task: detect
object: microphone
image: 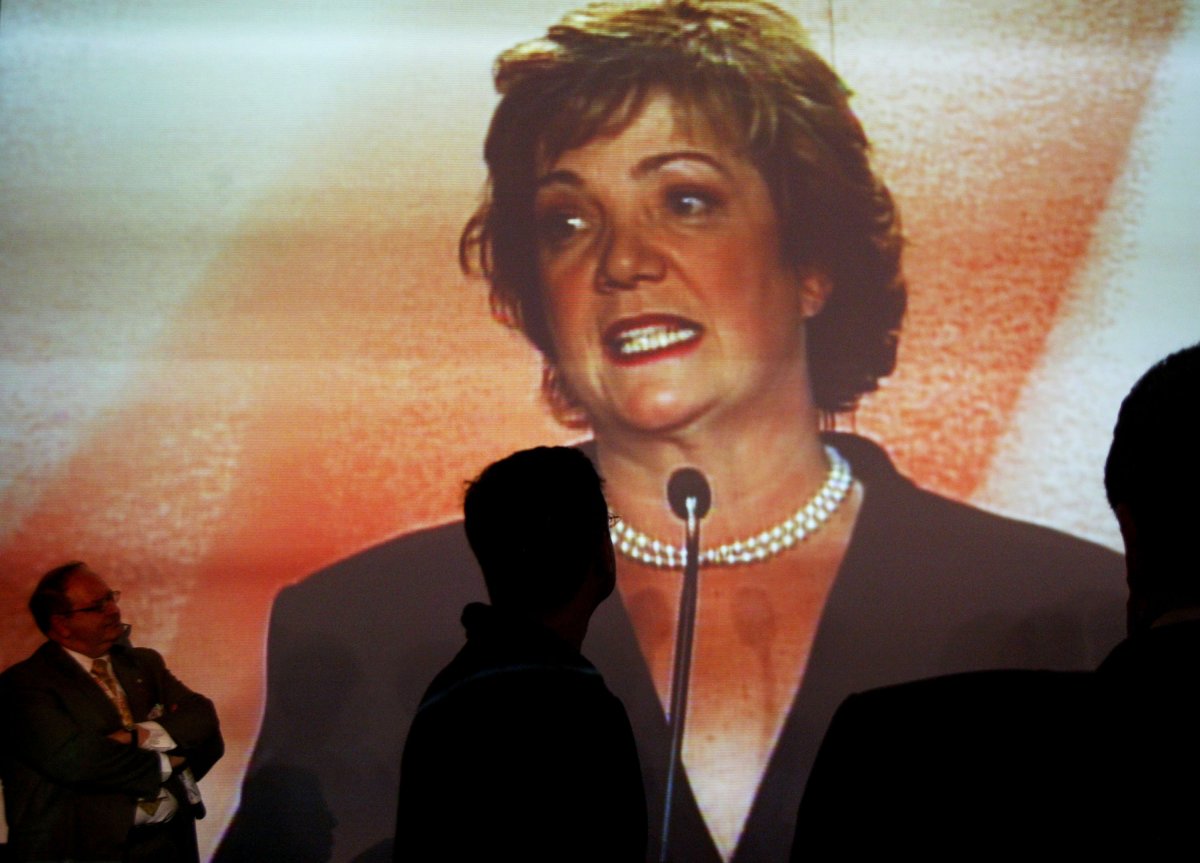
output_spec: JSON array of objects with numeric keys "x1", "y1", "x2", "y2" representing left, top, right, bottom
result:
[
  {"x1": 667, "y1": 467, "x2": 712, "y2": 527},
  {"x1": 660, "y1": 467, "x2": 711, "y2": 862}
]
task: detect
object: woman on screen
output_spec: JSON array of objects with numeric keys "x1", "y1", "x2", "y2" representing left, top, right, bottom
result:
[
  {"x1": 463, "y1": 0, "x2": 901, "y2": 854},
  {"x1": 224, "y1": 2, "x2": 1126, "y2": 861},
  {"x1": 457, "y1": 2, "x2": 1123, "y2": 855}
]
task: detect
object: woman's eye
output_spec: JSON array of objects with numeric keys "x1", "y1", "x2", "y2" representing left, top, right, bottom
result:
[
  {"x1": 666, "y1": 188, "x2": 718, "y2": 218},
  {"x1": 537, "y1": 211, "x2": 589, "y2": 247}
]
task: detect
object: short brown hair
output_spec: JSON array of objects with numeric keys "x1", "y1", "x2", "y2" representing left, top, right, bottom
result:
[
  {"x1": 29, "y1": 561, "x2": 87, "y2": 635},
  {"x1": 461, "y1": 0, "x2": 906, "y2": 417}
]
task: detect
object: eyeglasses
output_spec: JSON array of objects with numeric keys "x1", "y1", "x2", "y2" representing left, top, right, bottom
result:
[{"x1": 63, "y1": 590, "x2": 121, "y2": 615}]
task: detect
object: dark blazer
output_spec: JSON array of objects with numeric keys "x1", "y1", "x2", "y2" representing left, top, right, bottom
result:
[{"x1": 0, "y1": 640, "x2": 223, "y2": 862}]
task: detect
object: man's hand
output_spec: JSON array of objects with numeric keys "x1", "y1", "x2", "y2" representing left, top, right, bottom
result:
[{"x1": 106, "y1": 727, "x2": 149, "y2": 747}]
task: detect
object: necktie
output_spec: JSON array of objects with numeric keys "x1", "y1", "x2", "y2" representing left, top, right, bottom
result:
[
  {"x1": 92, "y1": 657, "x2": 164, "y2": 817},
  {"x1": 90, "y1": 657, "x2": 135, "y2": 728}
]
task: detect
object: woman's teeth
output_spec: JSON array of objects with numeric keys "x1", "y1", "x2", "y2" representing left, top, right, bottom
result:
[{"x1": 614, "y1": 324, "x2": 698, "y2": 357}]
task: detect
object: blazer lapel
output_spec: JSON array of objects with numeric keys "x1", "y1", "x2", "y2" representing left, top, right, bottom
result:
[{"x1": 39, "y1": 642, "x2": 128, "y2": 731}]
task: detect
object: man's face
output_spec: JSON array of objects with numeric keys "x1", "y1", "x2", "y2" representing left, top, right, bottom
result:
[{"x1": 50, "y1": 568, "x2": 125, "y2": 658}]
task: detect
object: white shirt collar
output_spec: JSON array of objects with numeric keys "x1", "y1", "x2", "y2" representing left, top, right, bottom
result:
[{"x1": 60, "y1": 643, "x2": 110, "y2": 674}]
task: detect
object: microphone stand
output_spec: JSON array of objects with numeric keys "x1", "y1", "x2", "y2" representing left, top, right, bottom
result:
[{"x1": 660, "y1": 469, "x2": 709, "y2": 862}]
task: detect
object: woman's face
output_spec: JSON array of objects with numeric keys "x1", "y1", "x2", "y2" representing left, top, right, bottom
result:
[{"x1": 534, "y1": 93, "x2": 822, "y2": 438}]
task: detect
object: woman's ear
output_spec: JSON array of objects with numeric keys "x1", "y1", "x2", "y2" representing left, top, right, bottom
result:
[{"x1": 798, "y1": 270, "x2": 832, "y2": 319}]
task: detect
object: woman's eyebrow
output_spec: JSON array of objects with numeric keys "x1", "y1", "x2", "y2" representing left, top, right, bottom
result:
[
  {"x1": 634, "y1": 150, "x2": 731, "y2": 178},
  {"x1": 536, "y1": 150, "x2": 732, "y2": 189}
]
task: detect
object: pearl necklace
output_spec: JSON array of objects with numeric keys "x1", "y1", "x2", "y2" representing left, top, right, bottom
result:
[{"x1": 610, "y1": 445, "x2": 853, "y2": 568}]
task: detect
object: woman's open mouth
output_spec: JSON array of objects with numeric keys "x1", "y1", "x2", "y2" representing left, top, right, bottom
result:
[{"x1": 603, "y1": 315, "x2": 704, "y2": 365}]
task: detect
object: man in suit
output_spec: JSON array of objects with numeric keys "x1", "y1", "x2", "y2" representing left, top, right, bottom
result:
[
  {"x1": 1, "y1": 561, "x2": 224, "y2": 862},
  {"x1": 393, "y1": 446, "x2": 646, "y2": 862},
  {"x1": 792, "y1": 342, "x2": 1200, "y2": 855}
]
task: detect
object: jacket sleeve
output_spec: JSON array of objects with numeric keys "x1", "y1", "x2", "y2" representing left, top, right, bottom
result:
[
  {"x1": 130, "y1": 648, "x2": 224, "y2": 781},
  {"x1": 0, "y1": 667, "x2": 162, "y2": 798}
]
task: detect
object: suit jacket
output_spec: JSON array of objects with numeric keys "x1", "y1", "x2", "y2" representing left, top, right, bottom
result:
[
  {"x1": 1, "y1": 640, "x2": 223, "y2": 862},
  {"x1": 220, "y1": 433, "x2": 1125, "y2": 862}
]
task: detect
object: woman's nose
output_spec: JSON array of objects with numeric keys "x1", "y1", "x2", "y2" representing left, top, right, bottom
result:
[{"x1": 595, "y1": 224, "x2": 665, "y2": 292}]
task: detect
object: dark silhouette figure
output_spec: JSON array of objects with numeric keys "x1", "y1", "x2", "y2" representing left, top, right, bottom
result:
[
  {"x1": 393, "y1": 447, "x2": 647, "y2": 862},
  {"x1": 792, "y1": 342, "x2": 1200, "y2": 855},
  {"x1": 1092, "y1": 341, "x2": 1200, "y2": 849}
]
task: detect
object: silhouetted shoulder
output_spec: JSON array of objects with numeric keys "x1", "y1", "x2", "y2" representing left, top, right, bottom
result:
[{"x1": 795, "y1": 669, "x2": 1100, "y2": 857}]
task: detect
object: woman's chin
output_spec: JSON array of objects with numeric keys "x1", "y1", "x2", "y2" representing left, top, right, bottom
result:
[{"x1": 593, "y1": 389, "x2": 714, "y2": 439}]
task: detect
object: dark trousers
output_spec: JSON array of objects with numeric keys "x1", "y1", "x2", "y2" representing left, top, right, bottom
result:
[{"x1": 123, "y1": 815, "x2": 197, "y2": 863}]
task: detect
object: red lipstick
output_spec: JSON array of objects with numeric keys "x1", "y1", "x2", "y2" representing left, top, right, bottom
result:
[{"x1": 603, "y1": 314, "x2": 704, "y2": 365}]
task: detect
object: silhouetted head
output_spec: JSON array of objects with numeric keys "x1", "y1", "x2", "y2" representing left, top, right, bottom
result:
[
  {"x1": 1104, "y1": 342, "x2": 1200, "y2": 631},
  {"x1": 464, "y1": 446, "x2": 614, "y2": 617},
  {"x1": 31, "y1": 561, "x2": 126, "y2": 657},
  {"x1": 461, "y1": 0, "x2": 905, "y2": 421}
]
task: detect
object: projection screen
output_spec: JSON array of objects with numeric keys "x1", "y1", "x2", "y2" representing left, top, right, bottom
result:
[{"x1": 2, "y1": 0, "x2": 1199, "y2": 859}]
